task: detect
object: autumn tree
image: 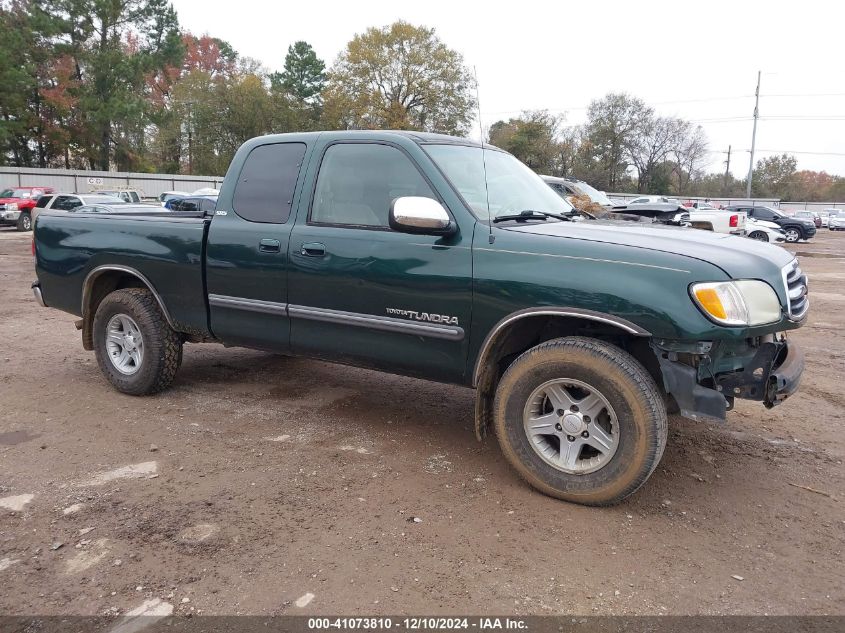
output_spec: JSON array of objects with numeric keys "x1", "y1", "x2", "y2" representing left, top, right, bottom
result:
[{"x1": 322, "y1": 21, "x2": 475, "y2": 134}]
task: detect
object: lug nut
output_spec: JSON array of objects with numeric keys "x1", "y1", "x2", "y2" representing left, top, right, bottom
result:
[
  {"x1": 556, "y1": 409, "x2": 565, "y2": 416},
  {"x1": 567, "y1": 435, "x2": 576, "y2": 442},
  {"x1": 583, "y1": 416, "x2": 591, "y2": 423},
  {"x1": 555, "y1": 423, "x2": 562, "y2": 431},
  {"x1": 570, "y1": 405, "x2": 579, "y2": 412},
  {"x1": 581, "y1": 431, "x2": 589, "y2": 438}
]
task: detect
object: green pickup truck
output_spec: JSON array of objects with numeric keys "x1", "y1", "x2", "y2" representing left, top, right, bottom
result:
[{"x1": 32, "y1": 131, "x2": 807, "y2": 505}]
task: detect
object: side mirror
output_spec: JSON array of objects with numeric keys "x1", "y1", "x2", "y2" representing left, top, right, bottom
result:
[{"x1": 389, "y1": 197, "x2": 455, "y2": 236}]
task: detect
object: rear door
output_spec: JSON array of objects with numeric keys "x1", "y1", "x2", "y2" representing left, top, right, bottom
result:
[{"x1": 205, "y1": 140, "x2": 310, "y2": 351}]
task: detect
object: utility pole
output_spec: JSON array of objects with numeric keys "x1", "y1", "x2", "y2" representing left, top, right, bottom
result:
[
  {"x1": 745, "y1": 71, "x2": 761, "y2": 199},
  {"x1": 723, "y1": 144, "x2": 732, "y2": 190}
]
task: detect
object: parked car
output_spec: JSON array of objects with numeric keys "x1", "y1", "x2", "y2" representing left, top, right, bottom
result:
[
  {"x1": 0, "y1": 186, "x2": 55, "y2": 231},
  {"x1": 606, "y1": 203, "x2": 691, "y2": 226},
  {"x1": 628, "y1": 195, "x2": 681, "y2": 205},
  {"x1": 725, "y1": 205, "x2": 816, "y2": 243},
  {"x1": 158, "y1": 191, "x2": 191, "y2": 206},
  {"x1": 192, "y1": 187, "x2": 219, "y2": 196},
  {"x1": 32, "y1": 130, "x2": 806, "y2": 506},
  {"x1": 32, "y1": 193, "x2": 126, "y2": 221},
  {"x1": 92, "y1": 188, "x2": 143, "y2": 203},
  {"x1": 165, "y1": 195, "x2": 217, "y2": 212},
  {"x1": 828, "y1": 211, "x2": 845, "y2": 231},
  {"x1": 746, "y1": 217, "x2": 786, "y2": 243},
  {"x1": 792, "y1": 210, "x2": 821, "y2": 228},
  {"x1": 822, "y1": 209, "x2": 843, "y2": 229}
]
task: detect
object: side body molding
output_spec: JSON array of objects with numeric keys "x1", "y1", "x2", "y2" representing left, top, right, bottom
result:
[{"x1": 472, "y1": 307, "x2": 651, "y2": 387}]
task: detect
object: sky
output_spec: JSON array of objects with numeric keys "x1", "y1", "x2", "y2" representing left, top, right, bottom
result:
[{"x1": 169, "y1": 0, "x2": 845, "y2": 178}]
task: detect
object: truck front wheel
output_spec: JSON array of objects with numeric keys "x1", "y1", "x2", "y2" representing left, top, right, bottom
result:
[
  {"x1": 93, "y1": 288, "x2": 183, "y2": 395},
  {"x1": 493, "y1": 337, "x2": 667, "y2": 506}
]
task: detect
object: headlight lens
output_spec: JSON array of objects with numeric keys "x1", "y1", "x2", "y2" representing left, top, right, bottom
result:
[
  {"x1": 7, "y1": 203, "x2": 18, "y2": 211},
  {"x1": 691, "y1": 280, "x2": 782, "y2": 326}
]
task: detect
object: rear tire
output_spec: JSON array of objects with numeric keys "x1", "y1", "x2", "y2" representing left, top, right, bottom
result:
[
  {"x1": 493, "y1": 337, "x2": 667, "y2": 506},
  {"x1": 93, "y1": 288, "x2": 182, "y2": 395},
  {"x1": 748, "y1": 230, "x2": 768, "y2": 242},
  {"x1": 16, "y1": 212, "x2": 32, "y2": 232},
  {"x1": 783, "y1": 227, "x2": 801, "y2": 243}
]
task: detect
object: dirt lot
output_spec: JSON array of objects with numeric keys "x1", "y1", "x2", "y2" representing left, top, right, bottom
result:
[{"x1": 0, "y1": 227, "x2": 843, "y2": 617}]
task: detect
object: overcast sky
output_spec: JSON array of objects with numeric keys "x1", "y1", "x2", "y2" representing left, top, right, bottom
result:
[{"x1": 170, "y1": 0, "x2": 845, "y2": 177}]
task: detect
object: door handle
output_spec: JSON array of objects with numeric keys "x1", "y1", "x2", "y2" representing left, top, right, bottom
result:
[
  {"x1": 300, "y1": 242, "x2": 326, "y2": 257},
  {"x1": 259, "y1": 238, "x2": 281, "y2": 253}
]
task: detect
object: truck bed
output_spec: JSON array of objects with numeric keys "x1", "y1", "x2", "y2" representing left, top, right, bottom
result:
[{"x1": 34, "y1": 210, "x2": 212, "y2": 337}]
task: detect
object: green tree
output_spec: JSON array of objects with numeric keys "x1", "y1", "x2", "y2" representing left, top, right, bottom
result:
[
  {"x1": 752, "y1": 153, "x2": 797, "y2": 199},
  {"x1": 270, "y1": 41, "x2": 325, "y2": 103},
  {"x1": 583, "y1": 93, "x2": 651, "y2": 190},
  {"x1": 488, "y1": 110, "x2": 566, "y2": 175},
  {"x1": 322, "y1": 21, "x2": 475, "y2": 134}
]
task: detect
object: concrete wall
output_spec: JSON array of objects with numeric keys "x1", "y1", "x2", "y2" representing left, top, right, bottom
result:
[{"x1": 0, "y1": 166, "x2": 224, "y2": 199}]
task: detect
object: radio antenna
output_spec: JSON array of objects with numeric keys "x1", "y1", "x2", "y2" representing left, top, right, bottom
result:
[{"x1": 474, "y1": 66, "x2": 493, "y2": 244}]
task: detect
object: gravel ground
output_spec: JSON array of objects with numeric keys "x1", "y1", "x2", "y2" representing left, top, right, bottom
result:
[{"x1": 0, "y1": 226, "x2": 843, "y2": 617}]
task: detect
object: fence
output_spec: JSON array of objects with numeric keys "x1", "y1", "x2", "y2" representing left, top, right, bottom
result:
[{"x1": 0, "y1": 166, "x2": 225, "y2": 199}]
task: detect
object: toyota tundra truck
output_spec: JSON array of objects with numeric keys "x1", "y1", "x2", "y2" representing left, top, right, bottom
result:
[{"x1": 31, "y1": 131, "x2": 807, "y2": 505}]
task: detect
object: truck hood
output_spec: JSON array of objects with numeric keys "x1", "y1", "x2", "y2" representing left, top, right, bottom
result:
[
  {"x1": 0, "y1": 197, "x2": 24, "y2": 204},
  {"x1": 502, "y1": 221, "x2": 796, "y2": 277}
]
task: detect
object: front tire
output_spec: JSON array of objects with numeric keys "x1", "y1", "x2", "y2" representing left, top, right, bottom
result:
[
  {"x1": 748, "y1": 230, "x2": 769, "y2": 242},
  {"x1": 16, "y1": 212, "x2": 32, "y2": 232},
  {"x1": 93, "y1": 288, "x2": 182, "y2": 395},
  {"x1": 783, "y1": 227, "x2": 801, "y2": 243},
  {"x1": 493, "y1": 337, "x2": 667, "y2": 506}
]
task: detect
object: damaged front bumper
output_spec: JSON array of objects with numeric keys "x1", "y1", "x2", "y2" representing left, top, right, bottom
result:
[{"x1": 654, "y1": 337, "x2": 804, "y2": 423}]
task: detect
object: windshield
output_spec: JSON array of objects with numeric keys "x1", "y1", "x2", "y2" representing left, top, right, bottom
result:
[
  {"x1": 0, "y1": 188, "x2": 30, "y2": 199},
  {"x1": 573, "y1": 181, "x2": 613, "y2": 206},
  {"x1": 424, "y1": 144, "x2": 575, "y2": 221}
]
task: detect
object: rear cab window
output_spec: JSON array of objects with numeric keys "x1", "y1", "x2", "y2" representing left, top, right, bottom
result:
[
  {"x1": 233, "y1": 142, "x2": 307, "y2": 223},
  {"x1": 35, "y1": 195, "x2": 54, "y2": 208}
]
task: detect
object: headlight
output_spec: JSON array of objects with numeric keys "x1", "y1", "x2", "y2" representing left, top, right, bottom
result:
[
  {"x1": 7, "y1": 203, "x2": 18, "y2": 211},
  {"x1": 691, "y1": 280, "x2": 782, "y2": 326}
]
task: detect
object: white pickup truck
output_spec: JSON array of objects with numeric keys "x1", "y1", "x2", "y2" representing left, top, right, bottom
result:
[
  {"x1": 683, "y1": 202, "x2": 746, "y2": 235},
  {"x1": 628, "y1": 199, "x2": 746, "y2": 235}
]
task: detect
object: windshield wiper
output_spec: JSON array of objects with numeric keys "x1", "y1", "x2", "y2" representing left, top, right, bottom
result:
[{"x1": 492, "y1": 210, "x2": 573, "y2": 224}]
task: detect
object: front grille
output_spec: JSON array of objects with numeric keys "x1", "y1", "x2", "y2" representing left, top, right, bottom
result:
[
  {"x1": 782, "y1": 259, "x2": 808, "y2": 319},
  {"x1": 0, "y1": 204, "x2": 6, "y2": 211}
]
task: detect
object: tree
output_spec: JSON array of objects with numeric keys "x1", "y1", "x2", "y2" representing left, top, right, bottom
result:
[
  {"x1": 583, "y1": 93, "x2": 651, "y2": 190},
  {"x1": 322, "y1": 21, "x2": 475, "y2": 134},
  {"x1": 488, "y1": 110, "x2": 566, "y2": 175},
  {"x1": 752, "y1": 153, "x2": 797, "y2": 199},
  {"x1": 43, "y1": 0, "x2": 183, "y2": 170},
  {"x1": 270, "y1": 41, "x2": 325, "y2": 103},
  {"x1": 626, "y1": 116, "x2": 684, "y2": 193},
  {"x1": 671, "y1": 124, "x2": 708, "y2": 195}
]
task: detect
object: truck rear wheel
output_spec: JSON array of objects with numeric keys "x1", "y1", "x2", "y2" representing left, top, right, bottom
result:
[
  {"x1": 16, "y1": 212, "x2": 32, "y2": 232},
  {"x1": 493, "y1": 337, "x2": 667, "y2": 506},
  {"x1": 93, "y1": 288, "x2": 182, "y2": 395}
]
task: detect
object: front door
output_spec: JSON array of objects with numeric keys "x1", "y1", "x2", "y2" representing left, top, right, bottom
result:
[{"x1": 287, "y1": 141, "x2": 473, "y2": 384}]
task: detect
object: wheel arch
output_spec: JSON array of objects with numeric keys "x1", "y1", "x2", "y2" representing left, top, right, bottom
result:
[
  {"x1": 81, "y1": 265, "x2": 175, "y2": 350},
  {"x1": 471, "y1": 308, "x2": 654, "y2": 441}
]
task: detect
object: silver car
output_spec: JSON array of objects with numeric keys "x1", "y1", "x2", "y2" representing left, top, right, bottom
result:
[{"x1": 828, "y1": 211, "x2": 845, "y2": 231}]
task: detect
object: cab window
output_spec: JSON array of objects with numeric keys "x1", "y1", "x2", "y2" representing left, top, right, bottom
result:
[
  {"x1": 310, "y1": 143, "x2": 436, "y2": 227},
  {"x1": 233, "y1": 142, "x2": 307, "y2": 223},
  {"x1": 52, "y1": 196, "x2": 82, "y2": 211}
]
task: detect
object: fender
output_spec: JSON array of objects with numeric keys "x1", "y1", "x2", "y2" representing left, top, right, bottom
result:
[
  {"x1": 472, "y1": 307, "x2": 651, "y2": 387},
  {"x1": 80, "y1": 265, "x2": 176, "y2": 349}
]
